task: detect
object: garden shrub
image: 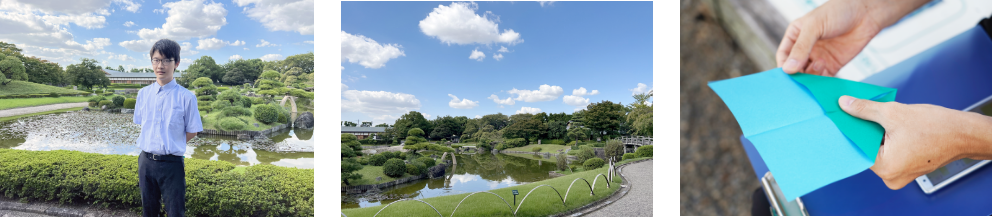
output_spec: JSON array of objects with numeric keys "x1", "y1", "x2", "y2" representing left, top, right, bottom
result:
[
  {"x1": 104, "y1": 93, "x2": 114, "y2": 96},
  {"x1": 88, "y1": 96, "x2": 105, "y2": 103},
  {"x1": 216, "y1": 117, "x2": 248, "y2": 131},
  {"x1": 221, "y1": 106, "x2": 252, "y2": 118},
  {"x1": 398, "y1": 152, "x2": 407, "y2": 160},
  {"x1": 240, "y1": 97, "x2": 252, "y2": 108},
  {"x1": 605, "y1": 139, "x2": 624, "y2": 162},
  {"x1": 532, "y1": 147, "x2": 542, "y2": 152},
  {"x1": 406, "y1": 164, "x2": 419, "y2": 175},
  {"x1": 505, "y1": 138, "x2": 527, "y2": 148},
  {"x1": 124, "y1": 98, "x2": 137, "y2": 109},
  {"x1": 566, "y1": 141, "x2": 577, "y2": 147},
  {"x1": 556, "y1": 153, "x2": 569, "y2": 171},
  {"x1": 622, "y1": 153, "x2": 637, "y2": 161},
  {"x1": 198, "y1": 106, "x2": 212, "y2": 112},
  {"x1": 211, "y1": 100, "x2": 231, "y2": 111},
  {"x1": 0, "y1": 149, "x2": 313, "y2": 217},
  {"x1": 357, "y1": 157, "x2": 369, "y2": 165},
  {"x1": 341, "y1": 146, "x2": 356, "y2": 158},
  {"x1": 417, "y1": 157, "x2": 436, "y2": 168},
  {"x1": 98, "y1": 100, "x2": 113, "y2": 108},
  {"x1": 198, "y1": 95, "x2": 215, "y2": 101},
  {"x1": 251, "y1": 97, "x2": 264, "y2": 105},
  {"x1": 583, "y1": 158, "x2": 605, "y2": 170},
  {"x1": 383, "y1": 159, "x2": 406, "y2": 177},
  {"x1": 576, "y1": 146, "x2": 596, "y2": 163},
  {"x1": 546, "y1": 139, "x2": 565, "y2": 145},
  {"x1": 494, "y1": 143, "x2": 507, "y2": 151},
  {"x1": 112, "y1": 96, "x2": 125, "y2": 107},
  {"x1": 48, "y1": 92, "x2": 59, "y2": 98},
  {"x1": 253, "y1": 104, "x2": 279, "y2": 124},
  {"x1": 591, "y1": 142, "x2": 606, "y2": 148},
  {"x1": 94, "y1": 90, "x2": 103, "y2": 94},
  {"x1": 635, "y1": 145, "x2": 653, "y2": 158},
  {"x1": 368, "y1": 154, "x2": 387, "y2": 166},
  {"x1": 413, "y1": 162, "x2": 427, "y2": 175}
]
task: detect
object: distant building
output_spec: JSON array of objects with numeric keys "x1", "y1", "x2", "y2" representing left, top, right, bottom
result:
[
  {"x1": 342, "y1": 127, "x2": 387, "y2": 140},
  {"x1": 103, "y1": 69, "x2": 183, "y2": 85}
]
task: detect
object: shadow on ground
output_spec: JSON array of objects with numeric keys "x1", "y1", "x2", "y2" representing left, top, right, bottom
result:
[{"x1": 680, "y1": 0, "x2": 766, "y2": 215}]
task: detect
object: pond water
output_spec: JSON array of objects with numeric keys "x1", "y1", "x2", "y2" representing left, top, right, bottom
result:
[
  {"x1": 0, "y1": 111, "x2": 315, "y2": 169},
  {"x1": 341, "y1": 152, "x2": 559, "y2": 209}
]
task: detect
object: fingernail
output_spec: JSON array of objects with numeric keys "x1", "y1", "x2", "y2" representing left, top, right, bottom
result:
[
  {"x1": 841, "y1": 95, "x2": 855, "y2": 107},
  {"x1": 783, "y1": 59, "x2": 799, "y2": 72}
]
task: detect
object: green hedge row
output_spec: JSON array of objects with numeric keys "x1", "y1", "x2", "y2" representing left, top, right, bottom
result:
[
  {"x1": 0, "y1": 149, "x2": 314, "y2": 216},
  {"x1": 0, "y1": 93, "x2": 85, "y2": 99}
]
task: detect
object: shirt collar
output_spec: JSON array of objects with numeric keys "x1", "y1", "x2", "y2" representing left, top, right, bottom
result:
[{"x1": 154, "y1": 78, "x2": 178, "y2": 91}]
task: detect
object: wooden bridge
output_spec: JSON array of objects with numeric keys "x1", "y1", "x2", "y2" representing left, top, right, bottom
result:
[{"x1": 619, "y1": 136, "x2": 652, "y2": 153}]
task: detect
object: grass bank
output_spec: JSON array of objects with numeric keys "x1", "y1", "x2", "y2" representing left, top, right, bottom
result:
[
  {"x1": 505, "y1": 144, "x2": 569, "y2": 153},
  {"x1": 346, "y1": 165, "x2": 414, "y2": 186},
  {"x1": 0, "y1": 149, "x2": 314, "y2": 216},
  {"x1": 0, "y1": 107, "x2": 84, "y2": 122},
  {"x1": 0, "y1": 96, "x2": 89, "y2": 110},
  {"x1": 341, "y1": 158, "x2": 641, "y2": 217},
  {"x1": 198, "y1": 104, "x2": 280, "y2": 131},
  {"x1": 0, "y1": 81, "x2": 86, "y2": 96}
]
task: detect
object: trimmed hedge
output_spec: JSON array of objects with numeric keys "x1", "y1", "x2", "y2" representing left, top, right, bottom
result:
[
  {"x1": 253, "y1": 104, "x2": 279, "y2": 124},
  {"x1": 217, "y1": 117, "x2": 248, "y2": 131},
  {"x1": 112, "y1": 96, "x2": 125, "y2": 107},
  {"x1": 98, "y1": 100, "x2": 113, "y2": 108},
  {"x1": 583, "y1": 158, "x2": 605, "y2": 170},
  {"x1": 0, "y1": 149, "x2": 313, "y2": 216},
  {"x1": 368, "y1": 154, "x2": 387, "y2": 166},
  {"x1": 636, "y1": 145, "x2": 653, "y2": 158},
  {"x1": 383, "y1": 159, "x2": 406, "y2": 177},
  {"x1": 123, "y1": 98, "x2": 136, "y2": 109},
  {"x1": 417, "y1": 157, "x2": 436, "y2": 168},
  {"x1": 505, "y1": 138, "x2": 527, "y2": 148},
  {"x1": 622, "y1": 153, "x2": 637, "y2": 161}
]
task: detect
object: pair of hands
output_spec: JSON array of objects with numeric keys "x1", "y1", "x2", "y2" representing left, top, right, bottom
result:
[{"x1": 778, "y1": 0, "x2": 992, "y2": 189}]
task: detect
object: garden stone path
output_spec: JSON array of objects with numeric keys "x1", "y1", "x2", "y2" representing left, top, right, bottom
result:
[
  {"x1": 0, "y1": 210, "x2": 55, "y2": 217},
  {"x1": 584, "y1": 160, "x2": 653, "y2": 217},
  {"x1": 0, "y1": 102, "x2": 89, "y2": 118}
]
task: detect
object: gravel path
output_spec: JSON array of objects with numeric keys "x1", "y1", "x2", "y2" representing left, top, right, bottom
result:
[
  {"x1": 585, "y1": 160, "x2": 653, "y2": 217},
  {"x1": 0, "y1": 102, "x2": 88, "y2": 118},
  {"x1": 0, "y1": 210, "x2": 54, "y2": 217},
  {"x1": 680, "y1": 0, "x2": 763, "y2": 215}
]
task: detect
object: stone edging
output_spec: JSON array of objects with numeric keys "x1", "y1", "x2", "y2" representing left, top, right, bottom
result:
[
  {"x1": 550, "y1": 158, "x2": 653, "y2": 217},
  {"x1": 0, "y1": 200, "x2": 135, "y2": 217}
]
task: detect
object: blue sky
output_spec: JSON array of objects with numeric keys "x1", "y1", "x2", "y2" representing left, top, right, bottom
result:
[
  {"x1": 342, "y1": 1, "x2": 654, "y2": 125},
  {"x1": 0, "y1": 0, "x2": 313, "y2": 71}
]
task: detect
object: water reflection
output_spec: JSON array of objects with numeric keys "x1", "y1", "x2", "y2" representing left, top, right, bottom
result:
[{"x1": 342, "y1": 153, "x2": 558, "y2": 208}]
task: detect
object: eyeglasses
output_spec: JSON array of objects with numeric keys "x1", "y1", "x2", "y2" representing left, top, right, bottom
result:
[{"x1": 151, "y1": 59, "x2": 175, "y2": 65}]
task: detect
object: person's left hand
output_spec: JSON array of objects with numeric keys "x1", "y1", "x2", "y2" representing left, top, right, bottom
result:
[{"x1": 838, "y1": 95, "x2": 992, "y2": 189}]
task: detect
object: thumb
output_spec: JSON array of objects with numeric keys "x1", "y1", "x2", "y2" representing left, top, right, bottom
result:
[
  {"x1": 839, "y1": 95, "x2": 886, "y2": 123},
  {"x1": 783, "y1": 24, "x2": 819, "y2": 74}
]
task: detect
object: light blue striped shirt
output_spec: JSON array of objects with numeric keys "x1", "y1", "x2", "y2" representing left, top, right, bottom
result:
[{"x1": 133, "y1": 79, "x2": 202, "y2": 156}]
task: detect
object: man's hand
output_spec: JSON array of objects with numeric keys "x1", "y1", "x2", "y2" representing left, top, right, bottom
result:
[
  {"x1": 838, "y1": 95, "x2": 992, "y2": 189},
  {"x1": 777, "y1": 0, "x2": 929, "y2": 76}
]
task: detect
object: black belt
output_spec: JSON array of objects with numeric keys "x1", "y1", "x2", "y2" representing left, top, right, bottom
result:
[{"x1": 142, "y1": 151, "x2": 184, "y2": 162}]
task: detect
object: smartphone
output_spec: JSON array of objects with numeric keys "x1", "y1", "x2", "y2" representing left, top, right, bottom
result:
[{"x1": 915, "y1": 95, "x2": 992, "y2": 194}]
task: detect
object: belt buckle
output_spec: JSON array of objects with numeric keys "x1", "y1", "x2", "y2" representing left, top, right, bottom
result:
[{"x1": 152, "y1": 153, "x2": 160, "y2": 161}]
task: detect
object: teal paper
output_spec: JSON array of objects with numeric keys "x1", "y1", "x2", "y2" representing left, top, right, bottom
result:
[
  {"x1": 790, "y1": 73, "x2": 897, "y2": 162},
  {"x1": 707, "y1": 68, "x2": 893, "y2": 200}
]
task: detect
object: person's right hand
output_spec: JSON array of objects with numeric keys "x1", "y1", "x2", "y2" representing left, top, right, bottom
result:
[{"x1": 777, "y1": 0, "x2": 930, "y2": 76}]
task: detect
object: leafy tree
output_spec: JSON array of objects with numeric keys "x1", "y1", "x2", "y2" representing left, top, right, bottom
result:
[
  {"x1": 547, "y1": 120, "x2": 568, "y2": 140},
  {"x1": 117, "y1": 65, "x2": 125, "y2": 72},
  {"x1": 429, "y1": 115, "x2": 464, "y2": 140},
  {"x1": 66, "y1": 58, "x2": 109, "y2": 89},
  {"x1": 22, "y1": 56, "x2": 60, "y2": 85},
  {"x1": 0, "y1": 41, "x2": 23, "y2": 53},
  {"x1": 503, "y1": 118, "x2": 546, "y2": 143},
  {"x1": 259, "y1": 70, "x2": 281, "y2": 80},
  {"x1": 626, "y1": 91, "x2": 653, "y2": 137},
  {"x1": 605, "y1": 139, "x2": 625, "y2": 162},
  {"x1": 461, "y1": 119, "x2": 479, "y2": 140},
  {"x1": 548, "y1": 112, "x2": 572, "y2": 123},
  {"x1": 342, "y1": 133, "x2": 363, "y2": 153},
  {"x1": 191, "y1": 77, "x2": 214, "y2": 88},
  {"x1": 342, "y1": 158, "x2": 363, "y2": 185},
  {"x1": 375, "y1": 123, "x2": 389, "y2": 127},
  {"x1": 341, "y1": 121, "x2": 357, "y2": 127},
  {"x1": 479, "y1": 113, "x2": 509, "y2": 130},
  {"x1": 567, "y1": 126, "x2": 588, "y2": 142},
  {"x1": 224, "y1": 58, "x2": 264, "y2": 84},
  {"x1": 583, "y1": 100, "x2": 626, "y2": 139},
  {"x1": 0, "y1": 54, "x2": 27, "y2": 85},
  {"x1": 181, "y1": 56, "x2": 225, "y2": 87},
  {"x1": 394, "y1": 111, "x2": 432, "y2": 139},
  {"x1": 534, "y1": 112, "x2": 549, "y2": 124}
]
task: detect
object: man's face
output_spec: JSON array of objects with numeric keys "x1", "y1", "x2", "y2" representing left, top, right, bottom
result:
[{"x1": 151, "y1": 50, "x2": 179, "y2": 80}]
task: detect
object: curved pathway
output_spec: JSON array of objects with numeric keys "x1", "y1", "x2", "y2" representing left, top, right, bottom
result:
[
  {"x1": 584, "y1": 160, "x2": 653, "y2": 217},
  {"x1": 0, "y1": 102, "x2": 89, "y2": 118}
]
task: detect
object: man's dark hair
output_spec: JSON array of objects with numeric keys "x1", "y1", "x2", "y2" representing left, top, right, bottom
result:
[{"x1": 149, "y1": 39, "x2": 181, "y2": 61}]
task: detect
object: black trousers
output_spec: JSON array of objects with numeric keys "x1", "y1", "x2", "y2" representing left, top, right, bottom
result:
[{"x1": 138, "y1": 151, "x2": 186, "y2": 217}]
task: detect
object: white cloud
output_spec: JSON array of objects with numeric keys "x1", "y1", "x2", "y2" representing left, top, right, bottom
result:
[
  {"x1": 493, "y1": 53, "x2": 503, "y2": 61},
  {"x1": 341, "y1": 31, "x2": 405, "y2": 69},
  {"x1": 423, "y1": 113, "x2": 432, "y2": 119},
  {"x1": 629, "y1": 83, "x2": 652, "y2": 95},
  {"x1": 341, "y1": 83, "x2": 348, "y2": 91},
  {"x1": 233, "y1": 0, "x2": 314, "y2": 35},
  {"x1": 229, "y1": 54, "x2": 242, "y2": 61},
  {"x1": 361, "y1": 75, "x2": 367, "y2": 78},
  {"x1": 2, "y1": 0, "x2": 140, "y2": 15},
  {"x1": 260, "y1": 54, "x2": 283, "y2": 61},
  {"x1": 123, "y1": 21, "x2": 135, "y2": 27},
  {"x1": 256, "y1": 39, "x2": 279, "y2": 47},
  {"x1": 243, "y1": 47, "x2": 248, "y2": 50},
  {"x1": 475, "y1": 115, "x2": 481, "y2": 119},
  {"x1": 230, "y1": 40, "x2": 245, "y2": 46},
  {"x1": 487, "y1": 94, "x2": 515, "y2": 107},
  {"x1": 448, "y1": 94, "x2": 479, "y2": 109},
  {"x1": 571, "y1": 87, "x2": 599, "y2": 96},
  {"x1": 372, "y1": 114, "x2": 400, "y2": 125},
  {"x1": 539, "y1": 1, "x2": 555, "y2": 7},
  {"x1": 108, "y1": 53, "x2": 134, "y2": 61},
  {"x1": 342, "y1": 90, "x2": 421, "y2": 115},
  {"x1": 303, "y1": 40, "x2": 313, "y2": 44},
  {"x1": 196, "y1": 38, "x2": 227, "y2": 50},
  {"x1": 179, "y1": 41, "x2": 198, "y2": 56},
  {"x1": 508, "y1": 84, "x2": 563, "y2": 102},
  {"x1": 563, "y1": 95, "x2": 590, "y2": 107},
  {"x1": 118, "y1": 0, "x2": 225, "y2": 53},
  {"x1": 469, "y1": 49, "x2": 485, "y2": 61},
  {"x1": 418, "y1": 2, "x2": 523, "y2": 45},
  {"x1": 498, "y1": 46, "x2": 509, "y2": 52},
  {"x1": 516, "y1": 107, "x2": 542, "y2": 115}
]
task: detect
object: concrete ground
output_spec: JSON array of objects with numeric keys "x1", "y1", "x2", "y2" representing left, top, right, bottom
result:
[
  {"x1": 680, "y1": 0, "x2": 764, "y2": 215},
  {"x1": 0, "y1": 102, "x2": 88, "y2": 118}
]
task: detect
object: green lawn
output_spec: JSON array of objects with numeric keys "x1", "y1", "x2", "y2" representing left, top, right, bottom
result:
[
  {"x1": 0, "y1": 107, "x2": 84, "y2": 122},
  {"x1": 199, "y1": 104, "x2": 280, "y2": 131},
  {"x1": 503, "y1": 152, "x2": 564, "y2": 164},
  {"x1": 342, "y1": 159, "x2": 629, "y2": 217},
  {"x1": 0, "y1": 81, "x2": 86, "y2": 96},
  {"x1": 346, "y1": 165, "x2": 414, "y2": 186},
  {"x1": 0, "y1": 96, "x2": 90, "y2": 110},
  {"x1": 505, "y1": 144, "x2": 569, "y2": 153}
]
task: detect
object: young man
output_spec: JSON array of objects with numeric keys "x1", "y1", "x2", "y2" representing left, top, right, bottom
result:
[{"x1": 133, "y1": 39, "x2": 202, "y2": 217}]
